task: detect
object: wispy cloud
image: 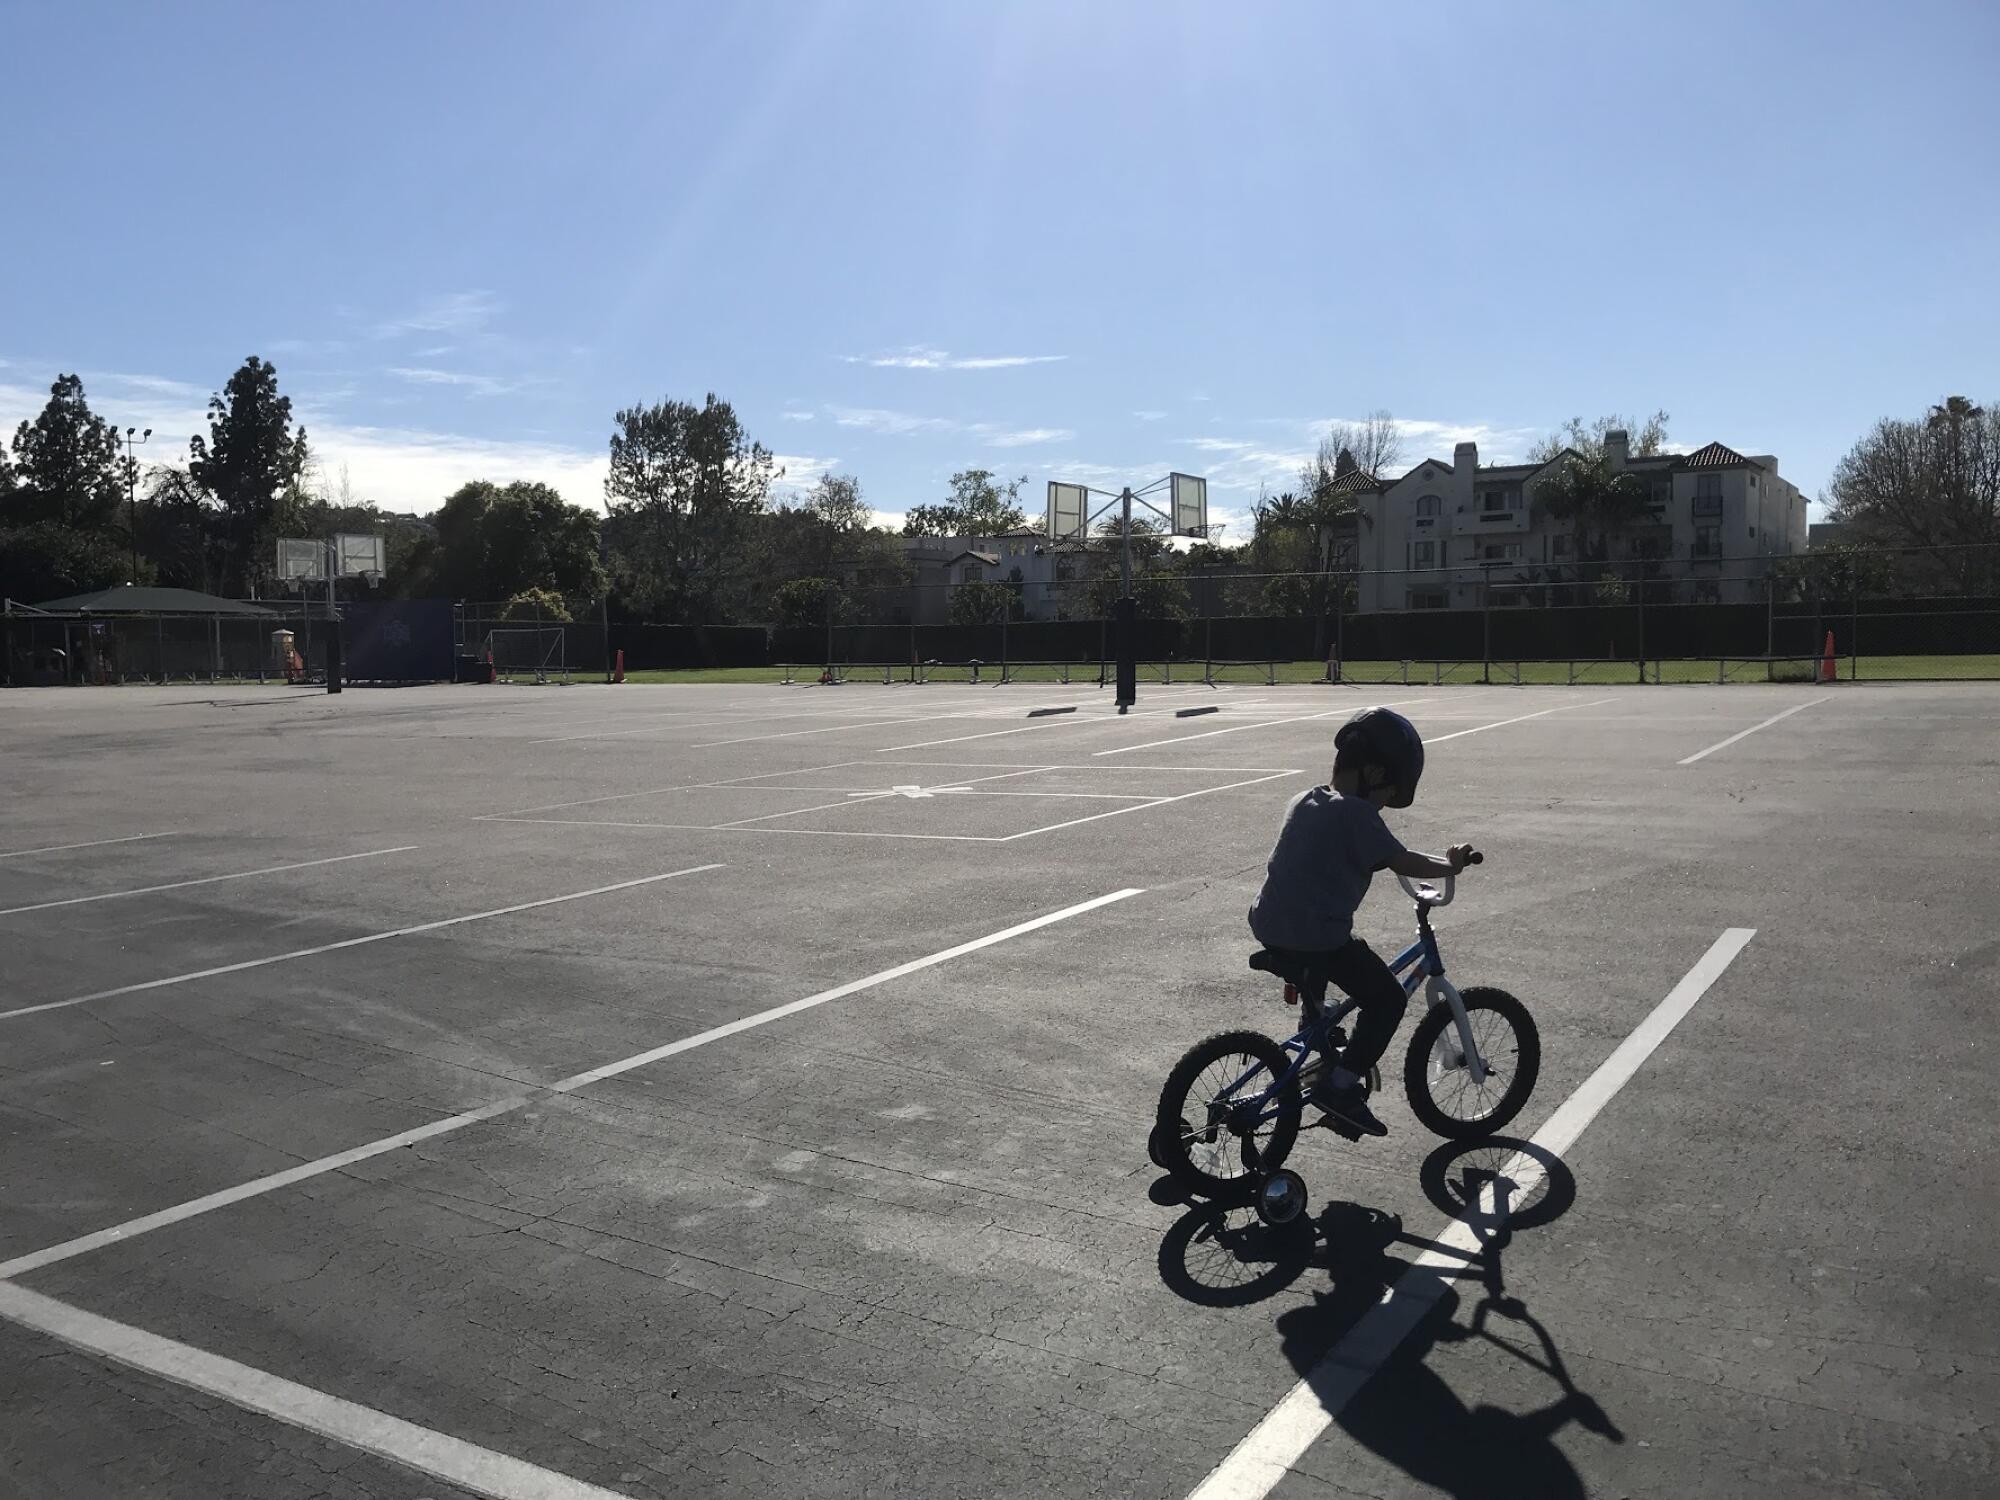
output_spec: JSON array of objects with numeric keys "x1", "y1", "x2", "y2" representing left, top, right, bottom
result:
[
  {"x1": 823, "y1": 404, "x2": 1071, "y2": 449},
  {"x1": 826, "y1": 404, "x2": 955, "y2": 436},
  {"x1": 779, "y1": 409, "x2": 815, "y2": 422},
  {"x1": 1133, "y1": 410, "x2": 1167, "y2": 422},
  {"x1": 979, "y1": 425, "x2": 1073, "y2": 447},
  {"x1": 769, "y1": 453, "x2": 839, "y2": 498},
  {"x1": 1178, "y1": 437, "x2": 1254, "y2": 453},
  {"x1": 387, "y1": 366, "x2": 523, "y2": 398},
  {"x1": 370, "y1": 291, "x2": 500, "y2": 340},
  {"x1": 842, "y1": 345, "x2": 1067, "y2": 371}
]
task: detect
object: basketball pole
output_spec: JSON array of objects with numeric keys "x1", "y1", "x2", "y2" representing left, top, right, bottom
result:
[{"x1": 1116, "y1": 487, "x2": 1136, "y2": 714}]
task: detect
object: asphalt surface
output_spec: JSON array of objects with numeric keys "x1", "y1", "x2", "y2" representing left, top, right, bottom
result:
[{"x1": 1, "y1": 679, "x2": 1994, "y2": 1499}]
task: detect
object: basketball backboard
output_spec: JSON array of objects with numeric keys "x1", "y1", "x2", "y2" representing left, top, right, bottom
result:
[
  {"x1": 335, "y1": 533, "x2": 386, "y2": 579},
  {"x1": 1047, "y1": 481, "x2": 1088, "y2": 541},
  {"x1": 276, "y1": 538, "x2": 325, "y2": 582},
  {"x1": 1169, "y1": 473, "x2": 1208, "y2": 537}
]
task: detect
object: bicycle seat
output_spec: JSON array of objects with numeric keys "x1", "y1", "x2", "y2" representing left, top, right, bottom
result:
[{"x1": 1248, "y1": 948, "x2": 1313, "y2": 986}]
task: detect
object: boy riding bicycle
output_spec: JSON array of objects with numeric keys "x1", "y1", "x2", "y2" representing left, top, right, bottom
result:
[{"x1": 1248, "y1": 706, "x2": 1476, "y2": 1138}]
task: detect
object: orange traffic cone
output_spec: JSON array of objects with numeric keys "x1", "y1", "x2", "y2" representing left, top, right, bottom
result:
[
  {"x1": 1820, "y1": 630, "x2": 1837, "y2": 683},
  {"x1": 613, "y1": 648, "x2": 625, "y2": 684}
]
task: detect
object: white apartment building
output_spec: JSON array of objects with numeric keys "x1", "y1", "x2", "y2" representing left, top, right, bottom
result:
[
  {"x1": 899, "y1": 527, "x2": 1090, "y2": 623},
  {"x1": 1353, "y1": 431, "x2": 1809, "y2": 611}
]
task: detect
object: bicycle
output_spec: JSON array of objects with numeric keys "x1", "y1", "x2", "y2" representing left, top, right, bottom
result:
[{"x1": 1148, "y1": 853, "x2": 1540, "y2": 1225}]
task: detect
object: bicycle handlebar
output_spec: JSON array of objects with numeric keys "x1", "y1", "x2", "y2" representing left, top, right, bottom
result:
[{"x1": 1397, "y1": 848, "x2": 1483, "y2": 907}]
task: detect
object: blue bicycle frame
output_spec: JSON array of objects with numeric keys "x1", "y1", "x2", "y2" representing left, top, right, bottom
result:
[{"x1": 1213, "y1": 875, "x2": 1489, "y2": 1129}]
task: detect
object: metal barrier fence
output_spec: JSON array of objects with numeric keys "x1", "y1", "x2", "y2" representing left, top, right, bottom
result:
[
  {"x1": 1, "y1": 602, "x2": 336, "y2": 686},
  {"x1": 12, "y1": 544, "x2": 1998, "y2": 686}
]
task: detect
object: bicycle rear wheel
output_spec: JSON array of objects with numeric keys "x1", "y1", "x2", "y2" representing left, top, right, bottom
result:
[
  {"x1": 1155, "y1": 1030, "x2": 1302, "y2": 1199},
  {"x1": 1403, "y1": 987, "x2": 1539, "y2": 1139}
]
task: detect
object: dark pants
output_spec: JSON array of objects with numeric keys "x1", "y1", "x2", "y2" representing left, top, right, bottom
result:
[{"x1": 1290, "y1": 939, "x2": 1410, "y2": 1078}]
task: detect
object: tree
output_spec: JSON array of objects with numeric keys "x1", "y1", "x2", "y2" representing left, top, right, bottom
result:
[
  {"x1": 605, "y1": 393, "x2": 777, "y2": 621},
  {"x1": 136, "y1": 465, "x2": 222, "y2": 592},
  {"x1": 902, "y1": 469, "x2": 1028, "y2": 537},
  {"x1": 7, "y1": 373, "x2": 125, "y2": 531},
  {"x1": 1827, "y1": 395, "x2": 1999, "y2": 591},
  {"x1": 947, "y1": 579, "x2": 1014, "y2": 626},
  {"x1": 1527, "y1": 410, "x2": 1670, "y2": 465},
  {"x1": 1776, "y1": 543, "x2": 1899, "y2": 602},
  {"x1": 188, "y1": 356, "x2": 310, "y2": 594},
  {"x1": 498, "y1": 587, "x2": 573, "y2": 623},
  {"x1": 802, "y1": 473, "x2": 870, "y2": 535},
  {"x1": 1300, "y1": 409, "x2": 1404, "y2": 496},
  {"x1": 409, "y1": 480, "x2": 603, "y2": 602},
  {"x1": 772, "y1": 576, "x2": 839, "y2": 629},
  {"x1": 1533, "y1": 452, "x2": 1648, "y2": 577}
]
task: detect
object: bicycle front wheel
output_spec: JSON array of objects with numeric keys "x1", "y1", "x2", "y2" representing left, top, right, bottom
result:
[
  {"x1": 1155, "y1": 1030, "x2": 1301, "y2": 1199},
  {"x1": 1403, "y1": 987, "x2": 1540, "y2": 1139}
]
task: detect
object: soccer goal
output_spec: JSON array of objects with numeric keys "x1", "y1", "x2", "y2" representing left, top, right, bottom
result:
[{"x1": 485, "y1": 627, "x2": 568, "y2": 684}]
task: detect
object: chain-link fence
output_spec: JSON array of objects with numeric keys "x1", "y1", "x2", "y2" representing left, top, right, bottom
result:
[
  {"x1": 14, "y1": 543, "x2": 1999, "y2": 686},
  {"x1": 1, "y1": 600, "x2": 339, "y2": 686}
]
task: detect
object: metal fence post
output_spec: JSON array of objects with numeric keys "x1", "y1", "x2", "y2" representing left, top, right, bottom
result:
[
  {"x1": 1634, "y1": 561, "x2": 1646, "y2": 684},
  {"x1": 1481, "y1": 569, "x2": 1492, "y2": 685}
]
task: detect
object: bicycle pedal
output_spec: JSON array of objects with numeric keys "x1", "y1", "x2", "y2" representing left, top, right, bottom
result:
[{"x1": 1317, "y1": 1113, "x2": 1365, "y2": 1142}]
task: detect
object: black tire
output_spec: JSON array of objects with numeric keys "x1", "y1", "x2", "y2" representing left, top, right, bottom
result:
[
  {"x1": 1155, "y1": 1030, "x2": 1302, "y2": 1199},
  {"x1": 1402, "y1": 987, "x2": 1540, "y2": 1139}
]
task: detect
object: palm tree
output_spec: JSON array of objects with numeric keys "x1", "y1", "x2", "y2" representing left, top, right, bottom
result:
[{"x1": 1534, "y1": 454, "x2": 1647, "y2": 585}]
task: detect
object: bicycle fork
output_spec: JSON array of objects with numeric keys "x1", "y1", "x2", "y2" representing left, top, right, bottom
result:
[{"x1": 1400, "y1": 942, "x2": 1493, "y2": 1089}]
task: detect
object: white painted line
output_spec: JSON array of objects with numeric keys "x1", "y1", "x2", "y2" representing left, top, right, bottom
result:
[
  {"x1": 482, "y1": 818, "x2": 998, "y2": 843},
  {"x1": 691, "y1": 709, "x2": 976, "y2": 749},
  {"x1": 876, "y1": 707, "x2": 1176, "y2": 752},
  {"x1": 0, "y1": 864, "x2": 724, "y2": 1025},
  {"x1": 1423, "y1": 696, "x2": 1616, "y2": 745},
  {"x1": 993, "y1": 770, "x2": 1299, "y2": 841},
  {"x1": 1093, "y1": 699, "x2": 1435, "y2": 757},
  {"x1": 547, "y1": 888, "x2": 1145, "y2": 1091},
  {"x1": 1677, "y1": 695, "x2": 1831, "y2": 765},
  {"x1": 0, "y1": 888, "x2": 1144, "y2": 1281},
  {"x1": 0, "y1": 831, "x2": 180, "y2": 862},
  {"x1": 0, "y1": 1281, "x2": 633, "y2": 1500},
  {"x1": 1185, "y1": 926, "x2": 1757, "y2": 1500},
  {"x1": 0, "y1": 846, "x2": 418, "y2": 919}
]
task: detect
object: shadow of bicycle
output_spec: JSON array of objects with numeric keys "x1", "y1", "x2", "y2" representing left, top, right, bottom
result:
[{"x1": 1157, "y1": 1138, "x2": 1623, "y2": 1499}]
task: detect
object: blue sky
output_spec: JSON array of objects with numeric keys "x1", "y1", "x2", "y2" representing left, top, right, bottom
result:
[{"x1": 3, "y1": 0, "x2": 1995, "y2": 538}]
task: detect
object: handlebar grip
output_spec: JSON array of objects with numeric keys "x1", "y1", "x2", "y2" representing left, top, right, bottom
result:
[{"x1": 1466, "y1": 850, "x2": 1484, "y2": 866}]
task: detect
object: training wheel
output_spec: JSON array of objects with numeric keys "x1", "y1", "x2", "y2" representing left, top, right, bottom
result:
[
  {"x1": 1255, "y1": 1169, "x2": 1308, "y2": 1227},
  {"x1": 1147, "y1": 1119, "x2": 1184, "y2": 1172}
]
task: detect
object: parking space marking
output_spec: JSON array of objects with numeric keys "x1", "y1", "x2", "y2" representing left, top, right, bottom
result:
[
  {"x1": 993, "y1": 769, "x2": 1302, "y2": 841},
  {"x1": 1678, "y1": 696, "x2": 1832, "y2": 764},
  {"x1": 1185, "y1": 927, "x2": 1758, "y2": 1500},
  {"x1": 0, "y1": 831, "x2": 181, "y2": 861},
  {"x1": 1422, "y1": 697, "x2": 1617, "y2": 745},
  {"x1": 0, "y1": 846, "x2": 419, "y2": 919},
  {"x1": 0, "y1": 888, "x2": 1144, "y2": 1281},
  {"x1": 0, "y1": 1281, "x2": 632, "y2": 1500},
  {"x1": 0, "y1": 865, "x2": 724, "y2": 1025},
  {"x1": 1093, "y1": 699, "x2": 1435, "y2": 757}
]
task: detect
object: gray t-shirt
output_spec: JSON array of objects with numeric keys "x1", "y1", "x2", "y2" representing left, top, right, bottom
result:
[{"x1": 1248, "y1": 786, "x2": 1406, "y2": 951}]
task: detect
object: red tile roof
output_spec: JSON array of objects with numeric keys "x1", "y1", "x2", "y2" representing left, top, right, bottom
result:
[{"x1": 1682, "y1": 441, "x2": 1751, "y2": 469}]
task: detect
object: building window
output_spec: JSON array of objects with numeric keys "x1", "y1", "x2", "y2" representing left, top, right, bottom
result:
[
  {"x1": 1408, "y1": 589, "x2": 1448, "y2": 610},
  {"x1": 1481, "y1": 541, "x2": 1522, "y2": 561},
  {"x1": 1054, "y1": 557, "x2": 1076, "y2": 583},
  {"x1": 1551, "y1": 534, "x2": 1572, "y2": 559},
  {"x1": 958, "y1": 564, "x2": 985, "y2": 585},
  {"x1": 1690, "y1": 581, "x2": 1721, "y2": 605},
  {"x1": 1693, "y1": 474, "x2": 1723, "y2": 517},
  {"x1": 1693, "y1": 524, "x2": 1721, "y2": 559},
  {"x1": 1479, "y1": 487, "x2": 1522, "y2": 514},
  {"x1": 1412, "y1": 540, "x2": 1437, "y2": 567},
  {"x1": 1415, "y1": 494, "x2": 1442, "y2": 519}
]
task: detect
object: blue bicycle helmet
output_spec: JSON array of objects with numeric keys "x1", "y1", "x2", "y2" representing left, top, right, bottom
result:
[{"x1": 1334, "y1": 706, "x2": 1425, "y2": 808}]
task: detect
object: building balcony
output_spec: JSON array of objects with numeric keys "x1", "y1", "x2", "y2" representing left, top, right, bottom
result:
[{"x1": 1450, "y1": 506, "x2": 1528, "y2": 534}]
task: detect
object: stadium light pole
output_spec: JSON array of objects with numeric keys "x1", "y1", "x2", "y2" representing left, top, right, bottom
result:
[{"x1": 121, "y1": 426, "x2": 152, "y2": 584}]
